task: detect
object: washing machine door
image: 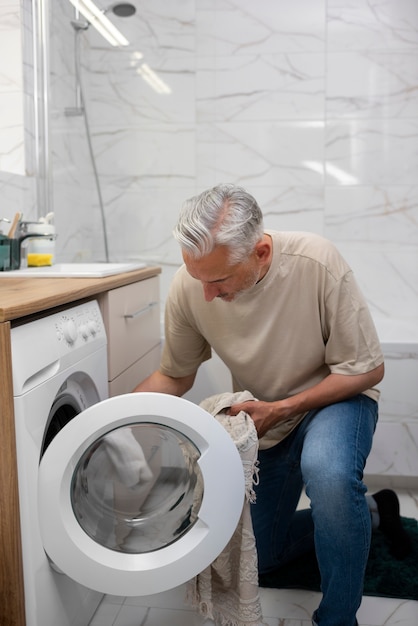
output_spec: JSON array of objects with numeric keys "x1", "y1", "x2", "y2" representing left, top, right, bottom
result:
[{"x1": 38, "y1": 392, "x2": 246, "y2": 596}]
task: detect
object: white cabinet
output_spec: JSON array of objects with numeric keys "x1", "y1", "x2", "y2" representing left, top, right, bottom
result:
[{"x1": 99, "y1": 276, "x2": 161, "y2": 396}]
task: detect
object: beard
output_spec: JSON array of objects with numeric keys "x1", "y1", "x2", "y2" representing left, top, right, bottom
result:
[{"x1": 216, "y1": 265, "x2": 261, "y2": 302}]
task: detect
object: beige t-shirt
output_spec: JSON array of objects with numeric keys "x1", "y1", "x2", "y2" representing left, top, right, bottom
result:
[{"x1": 160, "y1": 231, "x2": 384, "y2": 449}]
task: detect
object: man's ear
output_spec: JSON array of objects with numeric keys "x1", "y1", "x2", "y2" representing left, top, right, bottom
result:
[{"x1": 255, "y1": 237, "x2": 272, "y2": 263}]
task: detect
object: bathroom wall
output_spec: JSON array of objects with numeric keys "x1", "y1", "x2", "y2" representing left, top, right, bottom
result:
[
  {"x1": 43, "y1": 0, "x2": 418, "y2": 335},
  {"x1": 0, "y1": 0, "x2": 24, "y2": 175},
  {"x1": 2, "y1": 2, "x2": 417, "y2": 323},
  {"x1": 0, "y1": 0, "x2": 37, "y2": 224}
]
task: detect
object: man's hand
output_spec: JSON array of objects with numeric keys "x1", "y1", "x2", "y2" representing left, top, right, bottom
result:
[
  {"x1": 228, "y1": 364, "x2": 384, "y2": 439},
  {"x1": 228, "y1": 400, "x2": 289, "y2": 439}
]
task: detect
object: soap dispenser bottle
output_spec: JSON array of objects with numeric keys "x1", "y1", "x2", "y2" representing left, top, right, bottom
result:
[{"x1": 26, "y1": 212, "x2": 56, "y2": 266}]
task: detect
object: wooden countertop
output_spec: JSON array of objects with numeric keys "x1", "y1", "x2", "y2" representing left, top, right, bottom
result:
[{"x1": 0, "y1": 266, "x2": 161, "y2": 322}]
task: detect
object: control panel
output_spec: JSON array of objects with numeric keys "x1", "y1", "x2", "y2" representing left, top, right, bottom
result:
[
  {"x1": 11, "y1": 300, "x2": 107, "y2": 396},
  {"x1": 55, "y1": 301, "x2": 105, "y2": 349}
]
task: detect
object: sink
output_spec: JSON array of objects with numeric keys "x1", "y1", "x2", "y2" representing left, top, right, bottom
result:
[{"x1": 0, "y1": 262, "x2": 147, "y2": 278}]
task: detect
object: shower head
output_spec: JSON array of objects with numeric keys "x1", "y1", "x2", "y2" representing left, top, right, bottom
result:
[
  {"x1": 69, "y1": 0, "x2": 132, "y2": 46},
  {"x1": 110, "y1": 3, "x2": 136, "y2": 17}
]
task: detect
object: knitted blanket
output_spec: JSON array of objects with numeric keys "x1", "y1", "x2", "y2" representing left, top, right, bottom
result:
[{"x1": 186, "y1": 391, "x2": 266, "y2": 626}]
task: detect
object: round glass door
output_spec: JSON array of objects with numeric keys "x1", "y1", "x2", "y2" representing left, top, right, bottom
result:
[
  {"x1": 38, "y1": 392, "x2": 245, "y2": 596},
  {"x1": 72, "y1": 423, "x2": 203, "y2": 553}
]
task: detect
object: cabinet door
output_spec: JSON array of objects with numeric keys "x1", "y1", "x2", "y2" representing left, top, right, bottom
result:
[
  {"x1": 109, "y1": 344, "x2": 161, "y2": 396},
  {"x1": 100, "y1": 277, "x2": 160, "y2": 383}
]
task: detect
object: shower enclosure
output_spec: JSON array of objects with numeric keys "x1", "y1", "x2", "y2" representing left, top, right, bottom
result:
[
  {"x1": 33, "y1": 0, "x2": 184, "y2": 268},
  {"x1": 35, "y1": 0, "x2": 120, "y2": 262}
]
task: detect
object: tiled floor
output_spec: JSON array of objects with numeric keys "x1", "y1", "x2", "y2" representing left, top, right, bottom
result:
[{"x1": 89, "y1": 488, "x2": 417, "y2": 626}]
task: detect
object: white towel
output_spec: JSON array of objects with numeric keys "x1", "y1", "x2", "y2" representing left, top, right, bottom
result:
[
  {"x1": 186, "y1": 391, "x2": 266, "y2": 626},
  {"x1": 103, "y1": 428, "x2": 153, "y2": 487}
]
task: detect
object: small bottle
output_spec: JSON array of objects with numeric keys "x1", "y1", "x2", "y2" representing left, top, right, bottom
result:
[{"x1": 27, "y1": 214, "x2": 55, "y2": 266}]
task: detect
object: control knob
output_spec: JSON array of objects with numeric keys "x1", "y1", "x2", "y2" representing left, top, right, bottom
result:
[{"x1": 63, "y1": 319, "x2": 78, "y2": 344}]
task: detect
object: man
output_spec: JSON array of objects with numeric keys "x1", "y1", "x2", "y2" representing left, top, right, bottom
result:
[{"x1": 135, "y1": 184, "x2": 408, "y2": 626}]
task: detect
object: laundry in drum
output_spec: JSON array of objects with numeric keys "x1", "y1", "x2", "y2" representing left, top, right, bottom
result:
[
  {"x1": 71, "y1": 423, "x2": 204, "y2": 553},
  {"x1": 103, "y1": 427, "x2": 154, "y2": 487}
]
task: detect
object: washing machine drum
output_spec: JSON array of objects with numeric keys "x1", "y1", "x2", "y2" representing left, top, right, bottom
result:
[{"x1": 38, "y1": 393, "x2": 246, "y2": 596}]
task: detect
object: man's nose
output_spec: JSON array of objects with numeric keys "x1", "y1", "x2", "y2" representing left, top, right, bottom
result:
[{"x1": 202, "y1": 283, "x2": 219, "y2": 302}]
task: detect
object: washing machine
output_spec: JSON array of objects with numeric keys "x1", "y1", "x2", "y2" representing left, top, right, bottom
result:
[{"x1": 11, "y1": 300, "x2": 245, "y2": 626}]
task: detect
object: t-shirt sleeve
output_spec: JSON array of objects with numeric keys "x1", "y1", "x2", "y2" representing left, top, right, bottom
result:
[
  {"x1": 159, "y1": 274, "x2": 212, "y2": 378},
  {"x1": 324, "y1": 271, "x2": 384, "y2": 375}
]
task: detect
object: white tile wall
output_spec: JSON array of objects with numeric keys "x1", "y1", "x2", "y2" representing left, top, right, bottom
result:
[
  {"x1": 2, "y1": 0, "x2": 418, "y2": 330},
  {"x1": 0, "y1": 0, "x2": 25, "y2": 175},
  {"x1": 44, "y1": 0, "x2": 418, "y2": 331}
]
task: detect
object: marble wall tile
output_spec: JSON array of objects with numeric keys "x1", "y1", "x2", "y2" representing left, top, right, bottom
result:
[
  {"x1": 332, "y1": 245, "x2": 418, "y2": 321},
  {"x1": 0, "y1": 1, "x2": 36, "y2": 210},
  {"x1": 325, "y1": 186, "x2": 418, "y2": 246},
  {"x1": 50, "y1": 112, "x2": 106, "y2": 261},
  {"x1": 85, "y1": 51, "x2": 195, "y2": 125},
  {"x1": 51, "y1": 118, "x2": 92, "y2": 181},
  {"x1": 325, "y1": 1, "x2": 418, "y2": 349},
  {"x1": 0, "y1": 1, "x2": 25, "y2": 174},
  {"x1": 53, "y1": 170, "x2": 107, "y2": 262},
  {"x1": 196, "y1": 0, "x2": 326, "y2": 55},
  {"x1": 366, "y1": 421, "x2": 418, "y2": 477},
  {"x1": 252, "y1": 186, "x2": 325, "y2": 235},
  {"x1": 101, "y1": 182, "x2": 193, "y2": 265},
  {"x1": 378, "y1": 347, "x2": 418, "y2": 419},
  {"x1": 92, "y1": 124, "x2": 196, "y2": 181},
  {"x1": 197, "y1": 53, "x2": 325, "y2": 122},
  {"x1": 327, "y1": 51, "x2": 418, "y2": 119},
  {"x1": 327, "y1": 0, "x2": 418, "y2": 51},
  {"x1": 0, "y1": 93, "x2": 25, "y2": 173},
  {"x1": 325, "y1": 119, "x2": 418, "y2": 186},
  {"x1": 0, "y1": 171, "x2": 37, "y2": 223},
  {"x1": 0, "y1": 4, "x2": 23, "y2": 91},
  {"x1": 197, "y1": 121, "x2": 324, "y2": 188}
]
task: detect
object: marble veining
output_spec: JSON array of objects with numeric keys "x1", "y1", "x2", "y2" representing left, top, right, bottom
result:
[
  {"x1": 2, "y1": 0, "x2": 417, "y2": 326},
  {"x1": 0, "y1": 0, "x2": 25, "y2": 175}
]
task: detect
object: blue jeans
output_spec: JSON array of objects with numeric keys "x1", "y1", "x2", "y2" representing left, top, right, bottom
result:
[{"x1": 251, "y1": 394, "x2": 378, "y2": 626}]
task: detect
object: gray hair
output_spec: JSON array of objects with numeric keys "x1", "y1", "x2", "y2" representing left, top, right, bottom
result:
[{"x1": 173, "y1": 184, "x2": 264, "y2": 264}]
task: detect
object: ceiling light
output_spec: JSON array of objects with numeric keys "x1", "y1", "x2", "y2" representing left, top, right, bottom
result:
[{"x1": 68, "y1": 0, "x2": 130, "y2": 47}]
